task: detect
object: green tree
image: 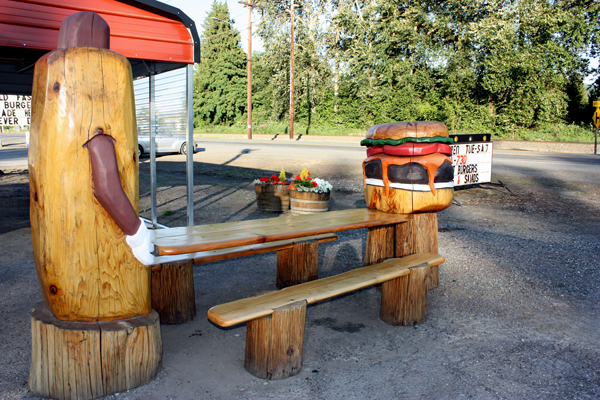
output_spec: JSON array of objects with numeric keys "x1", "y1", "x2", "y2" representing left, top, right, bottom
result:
[
  {"x1": 194, "y1": 1, "x2": 247, "y2": 127},
  {"x1": 253, "y1": 0, "x2": 600, "y2": 134}
]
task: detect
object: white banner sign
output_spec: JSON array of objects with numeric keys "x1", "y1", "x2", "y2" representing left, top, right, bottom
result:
[
  {"x1": 450, "y1": 142, "x2": 493, "y2": 186},
  {"x1": 0, "y1": 95, "x2": 32, "y2": 126}
]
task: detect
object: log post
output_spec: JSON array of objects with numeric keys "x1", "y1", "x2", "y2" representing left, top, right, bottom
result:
[
  {"x1": 365, "y1": 225, "x2": 396, "y2": 266},
  {"x1": 276, "y1": 239, "x2": 319, "y2": 289},
  {"x1": 380, "y1": 263, "x2": 429, "y2": 326},
  {"x1": 29, "y1": 302, "x2": 162, "y2": 400},
  {"x1": 151, "y1": 259, "x2": 196, "y2": 324},
  {"x1": 244, "y1": 300, "x2": 307, "y2": 379},
  {"x1": 395, "y1": 213, "x2": 439, "y2": 289}
]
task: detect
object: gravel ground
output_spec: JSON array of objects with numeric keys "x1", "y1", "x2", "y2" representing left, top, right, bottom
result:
[{"x1": 0, "y1": 146, "x2": 599, "y2": 399}]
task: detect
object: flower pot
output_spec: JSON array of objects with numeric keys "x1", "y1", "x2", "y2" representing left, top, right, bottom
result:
[
  {"x1": 255, "y1": 184, "x2": 290, "y2": 212},
  {"x1": 289, "y1": 190, "x2": 330, "y2": 215}
]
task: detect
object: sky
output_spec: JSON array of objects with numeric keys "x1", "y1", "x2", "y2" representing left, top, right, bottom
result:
[{"x1": 161, "y1": 0, "x2": 264, "y2": 53}]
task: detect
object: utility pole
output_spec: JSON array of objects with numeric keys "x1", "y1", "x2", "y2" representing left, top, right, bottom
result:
[
  {"x1": 289, "y1": 0, "x2": 296, "y2": 139},
  {"x1": 239, "y1": 0, "x2": 256, "y2": 139},
  {"x1": 593, "y1": 100, "x2": 599, "y2": 155}
]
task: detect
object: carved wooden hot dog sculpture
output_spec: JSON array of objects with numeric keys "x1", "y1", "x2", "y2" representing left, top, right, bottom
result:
[
  {"x1": 361, "y1": 121, "x2": 454, "y2": 214},
  {"x1": 29, "y1": 11, "x2": 152, "y2": 322}
]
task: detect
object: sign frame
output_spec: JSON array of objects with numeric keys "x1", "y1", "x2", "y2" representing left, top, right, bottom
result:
[{"x1": 449, "y1": 135, "x2": 494, "y2": 188}]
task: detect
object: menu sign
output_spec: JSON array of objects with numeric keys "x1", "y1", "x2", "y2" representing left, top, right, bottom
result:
[
  {"x1": 450, "y1": 142, "x2": 493, "y2": 186},
  {"x1": 1, "y1": 95, "x2": 31, "y2": 126}
]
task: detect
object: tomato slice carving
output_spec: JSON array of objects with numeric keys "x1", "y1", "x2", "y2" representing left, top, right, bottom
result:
[
  {"x1": 382, "y1": 143, "x2": 452, "y2": 156},
  {"x1": 366, "y1": 142, "x2": 452, "y2": 156}
]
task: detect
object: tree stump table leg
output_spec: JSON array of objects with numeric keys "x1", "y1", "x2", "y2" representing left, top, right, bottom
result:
[
  {"x1": 365, "y1": 225, "x2": 396, "y2": 266},
  {"x1": 244, "y1": 300, "x2": 307, "y2": 380},
  {"x1": 276, "y1": 240, "x2": 319, "y2": 289},
  {"x1": 151, "y1": 259, "x2": 196, "y2": 324},
  {"x1": 395, "y1": 213, "x2": 439, "y2": 289},
  {"x1": 380, "y1": 263, "x2": 429, "y2": 326},
  {"x1": 29, "y1": 302, "x2": 162, "y2": 400}
]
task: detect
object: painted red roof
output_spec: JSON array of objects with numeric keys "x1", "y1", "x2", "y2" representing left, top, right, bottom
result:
[{"x1": 0, "y1": 0, "x2": 195, "y2": 64}]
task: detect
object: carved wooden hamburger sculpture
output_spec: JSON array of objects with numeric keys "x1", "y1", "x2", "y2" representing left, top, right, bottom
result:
[{"x1": 361, "y1": 121, "x2": 454, "y2": 214}]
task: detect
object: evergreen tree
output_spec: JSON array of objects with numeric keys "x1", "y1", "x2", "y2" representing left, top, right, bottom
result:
[{"x1": 194, "y1": 1, "x2": 247, "y2": 127}]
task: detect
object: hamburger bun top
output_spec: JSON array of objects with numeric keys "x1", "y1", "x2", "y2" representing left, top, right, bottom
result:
[
  {"x1": 361, "y1": 121, "x2": 452, "y2": 147},
  {"x1": 367, "y1": 121, "x2": 448, "y2": 140}
]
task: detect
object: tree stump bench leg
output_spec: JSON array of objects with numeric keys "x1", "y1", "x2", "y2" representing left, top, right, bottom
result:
[
  {"x1": 380, "y1": 263, "x2": 429, "y2": 325},
  {"x1": 151, "y1": 259, "x2": 196, "y2": 324},
  {"x1": 276, "y1": 239, "x2": 319, "y2": 289},
  {"x1": 29, "y1": 302, "x2": 162, "y2": 400},
  {"x1": 244, "y1": 300, "x2": 307, "y2": 379}
]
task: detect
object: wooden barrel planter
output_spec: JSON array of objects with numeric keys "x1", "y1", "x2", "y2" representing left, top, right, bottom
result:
[
  {"x1": 289, "y1": 191, "x2": 330, "y2": 215},
  {"x1": 255, "y1": 184, "x2": 290, "y2": 212}
]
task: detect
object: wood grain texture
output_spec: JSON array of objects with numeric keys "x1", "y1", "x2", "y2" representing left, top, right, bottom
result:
[
  {"x1": 365, "y1": 185, "x2": 453, "y2": 214},
  {"x1": 276, "y1": 239, "x2": 319, "y2": 289},
  {"x1": 154, "y1": 208, "x2": 409, "y2": 256},
  {"x1": 151, "y1": 259, "x2": 196, "y2": 325},
  {"x1": 207, "y1": 253, "x2": 444, "y2": 327},
  {"x1": 255, "y1": 184, "x2": 290, "y2": 212},
  {"x1": 380, "y1": 263, "x2": 429, "y2": 325},
  {"x1": 395, "y1": 213, "x2": 440, "y2": 289},
  {"x1": 404, "y1": 263, "x2": 429, "y2": 325},
  {"x1": 244, "y1": 301, "x2": 306, "y2": 380},
  {"x1": 28, "y1": 302, "x2": 161, "y2": 400},
  {"x1": 289, "y1": 190, "x2": 330, "y2": 215},
  {"x1": 364, "y1": 225, "x2": 396, "y2": 266},
  {"x1": 29, "y1": 47, "x2": 149, "y2": 322},
  {"x1": 168, "y1": 233, "x2": 337, "y2": 265}
]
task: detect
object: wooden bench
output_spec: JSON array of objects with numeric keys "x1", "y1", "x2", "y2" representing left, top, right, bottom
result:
[
  {"x1": 151, "y1": 234, "x2": 338, "y2": 324},
  {"x1": 207, "y1": 252, "x2": 445, "y2": 380}
]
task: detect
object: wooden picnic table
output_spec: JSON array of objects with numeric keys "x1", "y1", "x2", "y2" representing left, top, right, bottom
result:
[
  {"x1": 151, "y1": 208, "x2": 440, "y2": 327},
  {"x1": 153, "y1": 208, "x2": 411, "y2": 256}
]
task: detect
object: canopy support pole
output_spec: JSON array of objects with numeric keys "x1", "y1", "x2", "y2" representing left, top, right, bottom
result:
[{"x1": 186, "y1": 64, "x2": 195, "y2": 226}]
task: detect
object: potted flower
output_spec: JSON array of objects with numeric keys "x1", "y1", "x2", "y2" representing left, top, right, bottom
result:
[
  {"x1": 288, "y1": 168, "x2": 333, "y2": 215},
  {"x1": 253, "y1": 168, "x2": 291, "y2": 212}
]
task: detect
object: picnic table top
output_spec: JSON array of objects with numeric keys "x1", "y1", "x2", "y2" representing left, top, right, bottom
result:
[{"x1": 153, "y1": 208, "x2": 410, "y2": 256}]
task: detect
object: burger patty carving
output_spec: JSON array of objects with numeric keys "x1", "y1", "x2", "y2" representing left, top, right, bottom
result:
[{"x1": 361, "y1": 121, "x2": 455, "y2": 214}]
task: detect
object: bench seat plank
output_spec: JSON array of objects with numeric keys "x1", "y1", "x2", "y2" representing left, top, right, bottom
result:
[
  {"x1": 154, "y1": 209, "x2": 410, "y2": 256},
  {"x1": 207, "y1": 252, "x2": 444, "y2": 327}
]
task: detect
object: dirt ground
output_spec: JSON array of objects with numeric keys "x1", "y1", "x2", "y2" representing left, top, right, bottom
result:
[{"x1": 1, "y1": 144, "x2": 599, "y2": 399}]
